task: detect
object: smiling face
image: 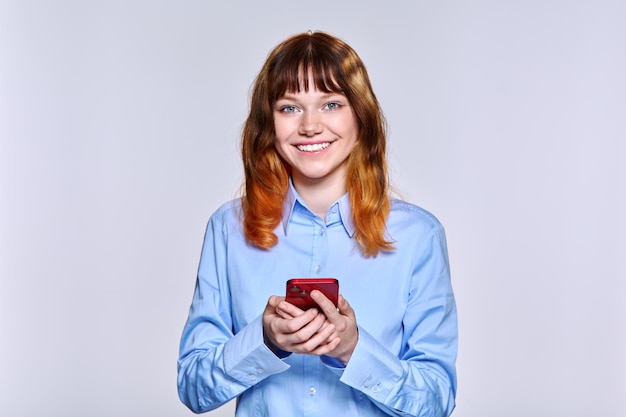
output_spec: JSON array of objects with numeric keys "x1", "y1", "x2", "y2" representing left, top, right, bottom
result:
[
  {"x1": 273, "y1": 83, "x2": 359, "y2": 195},
  {"x1": 241, "y1": 31, "x2": 389, "y2": 252}
]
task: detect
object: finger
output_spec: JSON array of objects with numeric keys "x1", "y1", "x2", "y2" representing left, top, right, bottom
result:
[
  {"x1": 275, "y1": 308, "x2": 320, "y2": 335},
  {"x1": 268, "y1": 295, "x2": 285, "y2": 306},
  {"x1": 336, "y1": 295, "x2": 355, "y2": 318},
  {"x1": 309, "y1": 337, "x2": 342, "y2": 357},
  {"x1": 264, "y1": 296, "x2": 285, "y2": 316},
  {"x1": 276, "y1": 309, "x2": 294, "y2": 320},
  {"x1": 292, "y1": 320, "x2": 336, "y2": 353},
  {"x1": 268, "y1": 312, "x2": 318, "y2": 351},
  {"x1": 277, "y1": 300, "x2": 307, "y2": 318},
  {"x1": 281, "y1": 313, "x2": 328, "y2": 351},
  {"x1": 310, "y1": 290, "x2": 338, "y2": 318}
]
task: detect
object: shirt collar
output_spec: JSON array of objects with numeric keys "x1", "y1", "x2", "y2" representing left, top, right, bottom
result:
[{"x1": 282, "y1": 181, "x2": 355, "y2": 238}]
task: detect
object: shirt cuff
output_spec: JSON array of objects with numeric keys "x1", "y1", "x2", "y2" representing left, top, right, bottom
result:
[
  {"x1": 340, "y1": 326, "x2": 403, "y2": 402},
  {"x1": 223, "y1": 315, "x2": 291, "y2": 386},
  {"x1": 320, "y1": 354, "x2": 346, "y2": 377}
]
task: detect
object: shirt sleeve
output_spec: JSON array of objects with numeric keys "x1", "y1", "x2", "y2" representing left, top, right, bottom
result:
[
  {"x1": 339, "y1": 224, "x2": 458, "y2": 417},
  {"x1": 177, "y1": 214, "x2": 290, "y2": 413}
]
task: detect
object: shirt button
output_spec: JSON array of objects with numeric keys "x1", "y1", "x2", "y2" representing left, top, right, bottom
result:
[
  {"x1": 319, "y1": 228, "x2": 325, "y2": 236},
  {"x1": 372, "y1": 385, "x2": 380, "y2": 393},
  {"x1": 309, "y1": 386, "x2": 317, "y2": 395},
  {"x1": 249, "y1": 374, "x2": 257, "y2": 381},
  {"x1": 256, "y1": 368, "x2": 264, "y2": 374},
  {"x1": 314, "y1": 265, "x2": 321, "y2": 273}
]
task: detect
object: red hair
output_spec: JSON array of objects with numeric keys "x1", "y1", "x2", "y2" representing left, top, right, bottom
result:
[{"x1": 241, "y1": 31, "x2": 393, "y2": 257}]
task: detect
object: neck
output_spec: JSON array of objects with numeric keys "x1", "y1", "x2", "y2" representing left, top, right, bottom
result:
[{"x1": 292, "y1": 176, "x2": 346, "y2": 218}]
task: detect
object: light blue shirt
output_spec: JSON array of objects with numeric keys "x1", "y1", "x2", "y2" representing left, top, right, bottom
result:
[{"x1": 178, "y1": 185, "x2": 457, "y2": 417}]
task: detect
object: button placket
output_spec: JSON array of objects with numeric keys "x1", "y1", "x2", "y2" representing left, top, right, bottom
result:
[{"x1": 310, "y1": 220, "x2": 327, "y2": 276}]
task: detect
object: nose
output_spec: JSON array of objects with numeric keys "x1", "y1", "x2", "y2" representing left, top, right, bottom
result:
[{"x1": 298, "y1": 111, "x2": 322, "y2": 137}]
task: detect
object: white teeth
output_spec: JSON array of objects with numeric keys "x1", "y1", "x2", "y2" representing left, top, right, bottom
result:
[{"x1": 297, "y1": 142, "x2": 330, "y2": 152}]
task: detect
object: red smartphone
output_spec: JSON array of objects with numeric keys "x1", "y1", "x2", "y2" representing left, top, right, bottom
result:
[{"x1": 285, "y1": 278, "x2": 339, "y2": 310}]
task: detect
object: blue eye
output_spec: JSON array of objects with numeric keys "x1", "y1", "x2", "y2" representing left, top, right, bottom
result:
[
  {"x1": 324, "y1": 102, "x2": 341, "y2": 110},
  {"x1": 280, "y1": 105, "x2": 298, "y2": 113}
]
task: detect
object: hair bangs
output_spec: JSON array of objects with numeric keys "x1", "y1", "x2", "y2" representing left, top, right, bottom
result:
[{"x1": 269, "y1": 41, "x2": 344, "y2": 101}]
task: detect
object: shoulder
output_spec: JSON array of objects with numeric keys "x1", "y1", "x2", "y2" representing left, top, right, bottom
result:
[
  {"x1": 207, "y1": 198, "x2": 243, "y2": 228},
  {"x1": 386, "y1": 199, "x2": 449, "y2": 257},
  {"x1": 388, "y1": 198, "x2": 446, "y2": 234}
]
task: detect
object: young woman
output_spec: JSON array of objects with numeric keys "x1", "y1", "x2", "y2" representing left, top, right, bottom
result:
[{"x1": 178, "y1": 31, "x2": 458, "y2": 417}]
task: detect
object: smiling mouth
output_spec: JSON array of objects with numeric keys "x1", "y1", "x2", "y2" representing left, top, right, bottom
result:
[{"x1": 296, "y1": 142, "x2": 331, "y2": 152}]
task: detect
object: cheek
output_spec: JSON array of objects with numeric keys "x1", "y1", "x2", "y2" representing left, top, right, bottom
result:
[
  {"x1": 272, "y1": 131, "x2": 288, "y2": 158},
  {"x1": 343, "y1": 120, "x2": 359, "y2": 144},
  {"x1": 337, "y1": 110, "x2": 359, "y2": 139},
  {"x1": 273, "y1": 117, "x2": 295, "y2": 143}
]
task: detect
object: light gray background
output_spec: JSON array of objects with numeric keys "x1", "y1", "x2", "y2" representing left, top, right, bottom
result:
[{"x1": 1, "y1": 1, "x2": 624, "y2": 416}]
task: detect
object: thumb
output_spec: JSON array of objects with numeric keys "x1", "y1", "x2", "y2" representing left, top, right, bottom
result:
[{"x1": 337, "y1": 294, "x2": 354, "y2": 316}]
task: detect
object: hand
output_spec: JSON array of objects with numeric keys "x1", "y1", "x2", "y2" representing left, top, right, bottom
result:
[
  {"x1": 308, "y1": 290, "x2": 358, "y2": 365},
  {"x1": 262, "y1": 295, "x2": 337, "y2": 355}
]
